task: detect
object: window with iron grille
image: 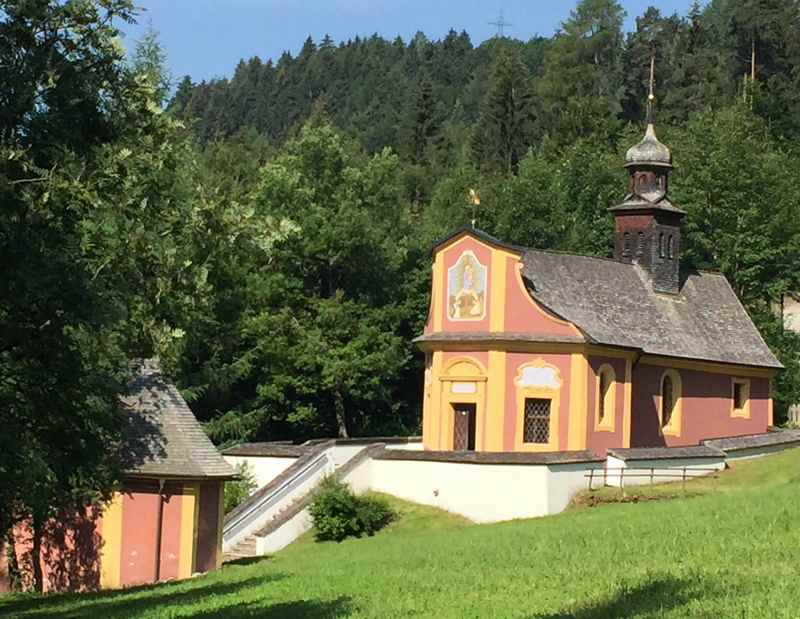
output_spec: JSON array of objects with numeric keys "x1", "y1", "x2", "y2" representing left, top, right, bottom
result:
[{"x1": 523, "y1": 398, "x2": 551, "y2": 444}]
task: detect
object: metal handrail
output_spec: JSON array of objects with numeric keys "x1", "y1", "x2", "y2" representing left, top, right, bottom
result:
[
  {"x1": 585, "y1": 465, "x2": 722, "y2": 494},
  {"x1": 223, "y1": 449, "x2": 334, "y2": 544}
]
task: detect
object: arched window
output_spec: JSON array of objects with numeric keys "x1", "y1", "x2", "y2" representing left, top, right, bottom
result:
[
  {"x1": 637, "y1": 232, "x2": 645, "y2": 256},
  {"x1": 595, "y1": 364, "x2": 616, "y2": 431},
  {"x1": 622, "y1": 232, "x2": 631, "y2": 256},
  {"x1": 661, "y1": 375, "x2": 674, "y2": 428},
  {"x1": 658, "y1": 232, "x2": 665, "y2": 258},
  {"x1": 660, "y1": 370, "x2": 682, "y2": 436},
  {"x1": 667, "y1": 235, "x2": 674, "y2": 259}
]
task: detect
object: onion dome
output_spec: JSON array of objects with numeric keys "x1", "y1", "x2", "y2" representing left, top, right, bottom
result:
[{"x1": 625, "y1": 122, "x2": 672, "y2": 169}]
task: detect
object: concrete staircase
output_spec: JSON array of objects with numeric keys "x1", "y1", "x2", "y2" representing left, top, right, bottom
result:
[{"x1": 222, "y1": 441, "x2": 382, "y2": 562}]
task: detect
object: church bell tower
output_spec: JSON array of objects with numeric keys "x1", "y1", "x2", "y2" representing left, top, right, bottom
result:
[{"x1": 610, "y1": 57, "x2": 685, "y2": 295}]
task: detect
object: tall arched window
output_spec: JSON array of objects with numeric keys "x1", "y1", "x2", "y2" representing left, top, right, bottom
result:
[
  {"x1": 660, "y1": 370, "x2": 682, "y2": 436},
  {"x1": 658, "y1": 232, "x2": 665, "y2": 258},
  {"x1": 661, "y1": 374, "x2": 674, "y2": 428},
  {"x1": 595, "y1": 364, "x2": 616, "y2": 431},
  {"x1": 636, "y1": 232, "x2": 645, "y2": 256},
  {"x1": 667, "y1": 235, "x2": 674, "y2": 259},
  {"x1": 623, "y1": 232, "x2": 631, "y2": 256}
]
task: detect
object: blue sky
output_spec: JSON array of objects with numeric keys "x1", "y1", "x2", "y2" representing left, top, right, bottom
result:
[{"x1": 120, "y1": 1, "x2": 698, "y2": 83}]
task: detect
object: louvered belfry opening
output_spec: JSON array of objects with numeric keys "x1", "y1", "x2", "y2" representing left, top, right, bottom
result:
[{"x1": 523, "y1": 398, "x2": 551, "y2": 444}]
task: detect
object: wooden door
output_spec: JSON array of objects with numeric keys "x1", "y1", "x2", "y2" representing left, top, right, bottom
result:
[{"x1": 452, "y1": 403, "x2": 476, "y2": 451}]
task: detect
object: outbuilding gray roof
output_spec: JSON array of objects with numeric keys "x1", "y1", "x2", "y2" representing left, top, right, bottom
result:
[
  {"x1": 521, "y1": 250, "x2": 781, "y2": 369},
  {"x1": 120, "y1": 360, "x2": 236, "y2": 480}
]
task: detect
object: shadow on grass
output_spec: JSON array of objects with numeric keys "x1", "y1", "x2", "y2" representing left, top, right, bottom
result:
[
  {"x1": 223, "y1": 555, "x2": 274, "y2": 568},
  {"x1": 532, "y1": 575, "x2": 721, "y2": 619},
  {"x1": 0, "y1": 574, "x2": 284, "y2": 618},
  {"x1": 193, "y1": 596, "x2": 353, "y2": 618}
]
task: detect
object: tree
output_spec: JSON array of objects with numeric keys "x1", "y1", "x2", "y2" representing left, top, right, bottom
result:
[
  {"x1": 185, "y1": 119, "x2": 423, "y2": 443},
  {"x1": 130, "y1": 25, "x2": 171, "y2": 107},
  {"x1": 536, "y1": 0, "x2": 626, "y2": 142},
  {"x1": 0, "y1": 0, "x2": 216, "y2": 590},
  {"x1": 471, "y1": 47, "x2": 535, "y2": 174}
]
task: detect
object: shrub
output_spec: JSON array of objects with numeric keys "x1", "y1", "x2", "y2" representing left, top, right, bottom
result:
[
  {"x1": 224, "y1": 461, "x2": 258, "y2": 514},
  {"x1": 309, "y1": 477, "x2": 395, "y2": 542}
]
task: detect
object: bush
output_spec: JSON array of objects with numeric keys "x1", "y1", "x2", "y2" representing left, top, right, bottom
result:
[
  {"x1": 224, "y1": 461, "x2": 258, "y2": 514},
  {"x1": 309, "y1": 477, "x2": 395, "y2": 542}
]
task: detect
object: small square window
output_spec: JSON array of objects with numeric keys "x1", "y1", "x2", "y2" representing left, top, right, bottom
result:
[{"x1": 523, "y1": 398, "x2": 551, "y2": 444}]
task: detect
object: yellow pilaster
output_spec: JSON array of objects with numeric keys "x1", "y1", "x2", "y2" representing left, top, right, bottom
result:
[
  {"x1": 567, "y1": 353, "x2": 588, "y2": 451},
  {"x1": 489, "y1": 253, "x2": 507, "y2": 332},
  {"x1": 486, "y1": 350, "x2": 507, "y2": 451},
  {"x1": 768, "y1": 379, "x2": 774, "y2": 426},
  {"x1": 623, "y1": 358, "x2": 633, "y2": 448},
  {"x1": 99, "y1": 492, "x2": 124, "y2": 589},
  {"x1": 429, "y1": 350, "x2": 443, "y2": 449},
  {"x1": 178, "y1": 484, "x2": 199, "y2": 578},
  {"x1": 432, "y1": 253, "x2": 444, "y2": 332}
]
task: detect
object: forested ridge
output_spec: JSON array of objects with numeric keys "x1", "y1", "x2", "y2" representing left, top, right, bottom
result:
[
  {"x1": 168, "y1": 0, "x2": 800, "y2": 445},
  {"x1": 3, "y1": 2, "x2": 800, "y2": 575}
]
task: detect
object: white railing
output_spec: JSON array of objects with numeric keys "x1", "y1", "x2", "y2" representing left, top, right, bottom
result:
[{"x1": 223, "y1": 448, "x2": 334, "y2": 548}]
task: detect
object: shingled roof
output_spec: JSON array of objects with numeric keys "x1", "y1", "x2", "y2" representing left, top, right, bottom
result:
[
  {"x1": 521, "y1": 250, "x2": 781, "y2": 369},
  {"x1": 120, "y1": 360, "x2": 236, "y2": 480}
]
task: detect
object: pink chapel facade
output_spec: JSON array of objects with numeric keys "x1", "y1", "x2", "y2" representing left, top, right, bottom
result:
[{"x1": 416, "y1": 122, "x2": 780, "y2": 457}]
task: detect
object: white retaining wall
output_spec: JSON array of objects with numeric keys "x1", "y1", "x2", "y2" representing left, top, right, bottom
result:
[
  {"x1": 223, "y1": 454, "x2": 299, "y2": 491},
  {"x1": 341, "y1": 457, "x2": 590, "y2": 523}
]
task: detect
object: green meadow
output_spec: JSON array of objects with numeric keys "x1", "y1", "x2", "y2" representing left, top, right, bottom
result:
[{"x1": 3, "y1": 448, "x2": 799, "y2": 618}]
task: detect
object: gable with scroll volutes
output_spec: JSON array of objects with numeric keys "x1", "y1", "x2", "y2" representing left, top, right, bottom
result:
[{"x1": 427, "y1": 231, "x2": 581, "y2": 338}]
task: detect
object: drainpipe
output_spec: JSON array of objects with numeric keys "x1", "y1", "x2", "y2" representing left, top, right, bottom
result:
[{"x1": 154, "y1": 479, "x2": 165, "y2": 582}]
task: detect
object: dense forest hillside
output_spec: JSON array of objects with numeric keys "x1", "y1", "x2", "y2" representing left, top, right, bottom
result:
[{"x1": 161, "y1": 0, "x2": 800, "y2": 446}]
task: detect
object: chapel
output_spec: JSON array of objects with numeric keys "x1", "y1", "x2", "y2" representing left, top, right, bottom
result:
[{"x1": 416, "y1": 106, "x2": 781, "y2": 455}]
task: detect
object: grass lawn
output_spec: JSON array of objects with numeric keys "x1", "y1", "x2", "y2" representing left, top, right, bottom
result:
[{"x1": 2, "y1": 448, "x2": 800, "y2": 618}]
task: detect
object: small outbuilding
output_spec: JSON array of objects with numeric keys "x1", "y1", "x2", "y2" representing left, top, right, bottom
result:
[{"x1": 5, "y1": 360, "x2": 235, "y2": 592}]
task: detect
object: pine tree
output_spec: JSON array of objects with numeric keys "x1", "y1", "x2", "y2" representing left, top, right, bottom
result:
[{"x1": 471, "y1": 47, "x2": 534, "y2": 175}]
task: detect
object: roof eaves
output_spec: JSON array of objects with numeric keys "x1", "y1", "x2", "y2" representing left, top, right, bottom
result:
[{"x1": 430, "y1": 225, "x2": 526, "y2": 256}]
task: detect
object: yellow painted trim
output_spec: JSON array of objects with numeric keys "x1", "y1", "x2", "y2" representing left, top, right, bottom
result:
[
  {"x1": 512, "y1": 262, "x2": 583, "y2": 337},
  {"x1": 438, "y1": 355, "x2": 488, "y2": 451},
  {"x1": 623, "y1": 358, "x2": 632, "y2": 448},
  {"x1": 99, "y1": 492, "x2": 124, "y2": 589},
  {"x1": 730, "y1": 377, "x2": 751, "y2": 419},
  {"x1": 427, "y1": 351, "x2": 444, "y2": 449},
  {"x1": 593, "y1": 363, "x2": 616, "y2": 433},
  {"x1": 568, "y1": 353, "x2": 588, "y2": 450},
  {"x1": 178, "y1": 484, "x2": 199, "y2": 578},
  {"x1": 216, "y1": 484, "x2": 224, "y2": 569},
  {"x1": 489, "y1": 252, "x2": 507, "y2": 332},
  {"x1": 441, "y1": 355, "x2": 488, "y2": 376},
  {"x1": 640, "y1": 354, "x2": 777, "y2": 378},
  {"x1": 486, "y1": 350, "x2": 506, "y2": 451},
  {"x1": 768, "y1": 379, "x2": 774, "y2": 426},
  {"x1": 513, "y1": 359, "x2": 562, "y2": 452},
  {"x1": 659, "y1": 369, "x2": 683, "y2": 438},
  {"x1": 432, "y1": 253, "x2": 444, "y2": 332}
]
